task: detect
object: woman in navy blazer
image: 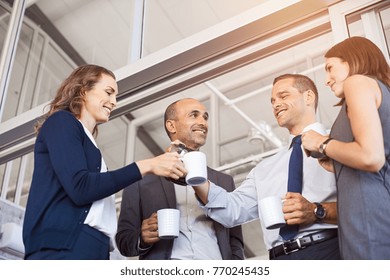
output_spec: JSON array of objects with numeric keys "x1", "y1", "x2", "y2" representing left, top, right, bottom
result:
[{"x1": 23, "y1": 64, "x2": 186, "y2": 260}]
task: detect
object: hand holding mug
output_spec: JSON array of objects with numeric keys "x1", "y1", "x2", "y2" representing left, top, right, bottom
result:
[
  {"x1": 259, "y1": 196, "x2": 286, "y2": 229},
  {"x1": 181, "y1": 151, "x2": 208, "y2": 185},
  {"x1": 157, "y1": 208, "x2": 180, "y2": 239}
]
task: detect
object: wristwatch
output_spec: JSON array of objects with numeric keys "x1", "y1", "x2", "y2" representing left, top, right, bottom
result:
[
  {"x1": 319, "y1": 138, "x2": 333, "y2": 156},
  {"x1": 314, "y1": 202, "x2": 326, "y2": 222}
]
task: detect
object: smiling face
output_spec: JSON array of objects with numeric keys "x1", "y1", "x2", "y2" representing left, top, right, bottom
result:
[
  {"x1": 325, "y1": 57, "x2": 350, "y2": 98},
  {"x1": 166, "y1": 99, "x2": 209, "y2": 151},
  {"x1": 79, "y1": 73, "x2": 118, "y2": 131},
  {"x1": 271, "y1": 77, "x2": 315, "y2": 135}
]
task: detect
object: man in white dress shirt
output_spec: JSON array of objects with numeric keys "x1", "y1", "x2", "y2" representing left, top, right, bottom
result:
[{"x1": 193, "y1": 74, "x2": 340, "y2": 259}]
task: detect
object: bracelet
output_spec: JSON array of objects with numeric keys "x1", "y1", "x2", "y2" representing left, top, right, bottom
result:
[{"x1": 319, "y1": 138, "x2": 333, "y2": 156}]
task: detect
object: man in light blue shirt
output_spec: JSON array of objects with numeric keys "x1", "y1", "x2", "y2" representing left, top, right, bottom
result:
[{"x1": 193, "y1": 74, "x2": 340, "y2": 260}]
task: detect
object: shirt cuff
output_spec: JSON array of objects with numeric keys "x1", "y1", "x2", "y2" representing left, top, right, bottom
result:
[{"x1": 137, "y1": 237, "x2": 152, "y2": 252}]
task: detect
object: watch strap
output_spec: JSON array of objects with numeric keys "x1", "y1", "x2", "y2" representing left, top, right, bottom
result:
[{"x1": 319, "y1": 138, "x2": 333, "y2": 156}]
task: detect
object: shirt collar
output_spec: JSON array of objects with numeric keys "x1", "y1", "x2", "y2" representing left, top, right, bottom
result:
[{"x1": 288, "y1": 122, "x2": 326, "y2": 149}]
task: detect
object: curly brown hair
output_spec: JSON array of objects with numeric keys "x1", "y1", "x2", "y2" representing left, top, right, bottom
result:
[{"x1": 35, "y1": 64, "x2": 115, "y2": 135}]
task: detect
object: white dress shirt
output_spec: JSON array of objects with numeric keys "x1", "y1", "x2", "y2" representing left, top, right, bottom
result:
[{"x1": 201, "y1": 122, "x2": 337, "y2": 250}]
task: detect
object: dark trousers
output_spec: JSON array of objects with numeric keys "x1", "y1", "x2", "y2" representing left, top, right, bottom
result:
[
  {"x1": 272, "y1": 236, "x2": 341, "y2": 260},
  {"x1": 26, "y1": 224, "x2": 110, "y2": 260}
]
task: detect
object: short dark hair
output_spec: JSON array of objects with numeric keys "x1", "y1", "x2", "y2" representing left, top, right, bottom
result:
[
  {"x1": 273, "y1": 73, "x2": 319, "y2": 110},
  {"x1": 164, "y1": 100, "x2": 180, "y2": 139}
]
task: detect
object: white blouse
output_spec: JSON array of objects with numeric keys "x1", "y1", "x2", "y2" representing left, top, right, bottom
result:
[{"x1": 79, "y1": 121, "x2": 116, "y2": 250}]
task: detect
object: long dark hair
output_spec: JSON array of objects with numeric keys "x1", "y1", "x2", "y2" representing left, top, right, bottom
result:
[{"x1": 35, "y1": 64, "x2": 115, "y2": 135}]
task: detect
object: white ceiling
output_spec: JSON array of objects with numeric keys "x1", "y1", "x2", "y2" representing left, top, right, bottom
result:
[{"x1": 35, "y1": 0, "x2": 270, "y2": 70}]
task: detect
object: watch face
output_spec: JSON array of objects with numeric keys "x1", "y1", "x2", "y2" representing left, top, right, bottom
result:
[{"x1": 315, "y1": 205, "x2": 326, "y2": 219}]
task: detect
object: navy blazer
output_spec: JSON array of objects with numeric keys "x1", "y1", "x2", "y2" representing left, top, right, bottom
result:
[
  {"x1": 23, "y1": 110, "x2": 142, "y2": 258},
  {"x1": 116, "y1": 169, "x2": 245, "y2": 260}
]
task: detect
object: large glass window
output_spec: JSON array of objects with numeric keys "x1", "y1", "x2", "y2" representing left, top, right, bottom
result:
[
  {"x1": 0, "y1": 4, "x2": 10, "y2": 44},
  {"x1": 379, "y1": 5, "x2": 390, "y2": 54},
  {"x1": 0, "y1": 2, "x2": 75, "y2": 122},
  {"x1": 0, "y1": 154, "x2": 33, "y2": 207},
  {"x1": 346, "y1": 1, "x2": 390, "y2": 58},
  {"x1": 3, "y1": 23, "x2": 34, "y2": 120},
  {"x1": 142, "y1": 0, "x2": 269, "y2": 56},
  {"x1": 35, "y1": 42, "x2": 74, "y2": 106}
]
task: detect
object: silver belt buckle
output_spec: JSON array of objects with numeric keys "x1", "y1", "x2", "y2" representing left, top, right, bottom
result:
[{"x1": 282, "y1": 238, "x2": 302, "y2": 255}]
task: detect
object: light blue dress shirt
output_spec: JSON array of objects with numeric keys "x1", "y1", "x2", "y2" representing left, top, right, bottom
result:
[{"x1": 171, "y1": 184, "x2": 222, "y2": 259}]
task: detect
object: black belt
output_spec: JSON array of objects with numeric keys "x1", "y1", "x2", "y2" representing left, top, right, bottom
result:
[{"x1": 269, "y1": 229, "x2": 338, "y2": 259}]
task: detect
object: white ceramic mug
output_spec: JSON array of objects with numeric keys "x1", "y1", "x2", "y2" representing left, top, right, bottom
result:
[
  {"x1": 259, "y1": 196, "x2": 286, "y2": 230},
  {"x1": 182, "y1": 151, "x2": 208, "y2": 185},
  {"x1": 157, "y1": 208, "x2": 180, "y2": 239}
]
